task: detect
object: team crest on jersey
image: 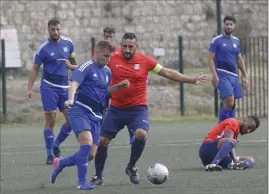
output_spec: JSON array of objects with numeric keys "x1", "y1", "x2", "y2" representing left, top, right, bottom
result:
[
  {"x1": 233, "y1": 43, "x2": 237, "y2": 48},
  {"x1": 63, "y1": 47, "x2": 68, "y2": 52},
  {"x1": 134, "y1": 64, "x2": 140, "y2": 70}
]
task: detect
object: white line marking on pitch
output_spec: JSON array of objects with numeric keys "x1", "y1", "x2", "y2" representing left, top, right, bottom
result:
[
  {"x1": 0, "y1": 139, "x2": 267, "y2": 156},
  {"x1": 1, "y1": 138, "x2": 267, "y2": 149}
]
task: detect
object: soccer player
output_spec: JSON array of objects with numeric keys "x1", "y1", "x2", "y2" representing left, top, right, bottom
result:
[
  {"x1": 91, "y1": 32, "x2": 208, "y2": 185},
  {"x1": 50, "y1": 40, "x2": 129, "y2": 190},
  {"x1": 92, "y1": 27, "x2": 121, "y2": 56},
  {"x1": 199, "y1": 116, "x2": 260, "y2": 171},
  {"x1": 208, "y1": 15, "x2": 248, "y2": 123},
  {"x1": 27, "y1": 19, "x2": 78, "y2": 164},
  {"x1": 93, "y1": 26, "x2": 135, "y2": 145}
]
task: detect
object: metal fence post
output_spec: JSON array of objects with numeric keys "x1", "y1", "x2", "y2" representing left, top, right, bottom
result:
[
  {"x1": 178, "y1": 36, "x2": 184, "y2": 116},
  {"x1": 214, "y1": 0, "x2": 222, "y2": 117},
  {"x1": 91, "y1": 37, "x2": 96, "y2": 58},
  {"x1": 1, "y1": 39, "x2": 7, "y2": 121}
]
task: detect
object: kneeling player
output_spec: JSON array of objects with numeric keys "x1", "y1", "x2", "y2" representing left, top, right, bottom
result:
[{"x1": 199, "y1": 116, "x2": 260, "y2": 171}]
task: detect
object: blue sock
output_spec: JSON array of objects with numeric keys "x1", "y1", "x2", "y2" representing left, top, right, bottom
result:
[
  {"x1": 218, "y1": 106, "x2": 230, "y2": 123},
  {"x1": 76, "y1": 145, "x2": 91, "y2": 184},
  {"x1": 44, "y1": 129, "x2": 54, "y2": 157},
  {"x1": 243, "y1": 159, "x2": 254, "y2": 168},
  {"x1": 53, "y1": 123, "x2": 72, "y2": 148},
  {"x1": 128, "y1": 138, "x2": 146, "y2": 168},
  {"x1": 211, "y1": 142, "x2": 234, "y2": 164},
  {"x1": 60, "y1": 152, "x2": 77, "y2": 167},
  {"x1": 95, "y1": 146, "x2": 108, "y2": 178}
]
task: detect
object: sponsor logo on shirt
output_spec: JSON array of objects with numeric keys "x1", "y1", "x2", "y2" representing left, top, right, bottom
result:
[
  {"x1": 63, "y1": 47, "x2": 68, "y2": 52},
  {"x1": 134, "y1": 64, "x2": 140, "y2": 70}
]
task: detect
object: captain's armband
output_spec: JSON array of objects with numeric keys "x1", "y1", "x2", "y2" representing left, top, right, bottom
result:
[
  {"x1": 151, "y1": 63, "x2": 163, "y2": 74},
  {"x1": 69, "y1": 52, "x2": 75, "y2": 58}
]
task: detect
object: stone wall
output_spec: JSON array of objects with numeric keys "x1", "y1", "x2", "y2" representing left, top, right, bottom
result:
[{"x1": 1, "y1": 0, "x2": 268, "y2": 70}]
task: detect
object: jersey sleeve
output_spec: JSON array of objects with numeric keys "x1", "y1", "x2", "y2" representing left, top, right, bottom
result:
[
  {"x1": 69, "y1": 41, "x2": 75, "y2": 58},
  {"x1": 208, "y1": 38, "x2": 218, "y2": 53},
  {"x1": 146, "y1": 56, "x2": 162, "y2": 73},
  {"x1": 223, "y1": 119, "x2": 240, "y2": 135},
  {"x1": 34, "y1": 52, "x2": 42, "y2": 65},
  {"x1": 237, "y1": 40, "x2": 241, "y2": 55},
  {"x1": 69, "y1": 62, "x2": 90, "y2": 84}
]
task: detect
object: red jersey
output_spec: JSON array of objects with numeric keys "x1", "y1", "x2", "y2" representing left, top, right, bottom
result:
[
  {"x1": 108, "y1": 52, "x2": 158, "y2": 108},
  {"x1": 92, "y1": 45, "x2": 121, "y2": 57},
  {"x1": 203, "y1": 118, "x2": 240, "y2": 143}
]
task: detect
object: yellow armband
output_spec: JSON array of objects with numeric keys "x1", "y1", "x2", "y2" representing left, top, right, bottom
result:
[
  {"x1": 69, "y1": 52, "x2": 75, "y2": 58},
  {"x1": 151, "y1": 63, "x2": 163, "y2": 74}
]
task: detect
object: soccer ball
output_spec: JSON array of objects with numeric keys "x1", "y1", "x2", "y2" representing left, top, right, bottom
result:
[{"x1": 147, "y1": 163, "x2": 169, "y2": 185}]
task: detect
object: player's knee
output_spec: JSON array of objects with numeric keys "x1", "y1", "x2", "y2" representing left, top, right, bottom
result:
[
  {"x1": 224, "y1": 138, "x2": 237, "y2": 145},
  {"x1": 223, "y1": 98, "x2": 235, "y2": 110},
  {"x1": 135, "y1": 129, "x2": 147, "y2": 141},
  {"x1": 78, "y1": 131, "x2": 93, "y2": 145},
  {"x1": 44, "y1": 111, "x2": 56, "y2": 129},
  {"x1": 218, "y1": 138, "x2": 237, "y2": 148},
  {"x1": 99, "y1": 136, "x2": 111, "y2": 147}
]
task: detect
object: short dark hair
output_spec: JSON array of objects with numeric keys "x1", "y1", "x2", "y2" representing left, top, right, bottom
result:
[
  {"x1": 95, "y1": 40, "x2": 115, "y2": 53},
  {"x1": 48, "y1": 19, "x2": 60, "y2": 27},
  {"x1": 248, "y1": 116, "x2": 260, "y2": 128},
  {"x1": 223, "y1": 16, "x2": 236, "y2": 24},
  {"x1": 103, "y1": 27, "x2": 116, "y2": 34},
  {"x1": 122, "y1": 32, "x2": 137, "y2": 41}
]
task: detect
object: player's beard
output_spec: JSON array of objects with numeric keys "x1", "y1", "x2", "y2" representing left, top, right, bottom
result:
[
  {"x1": 224, "y1": 29, "x2": 233, "y2": 35},
  {"x1": 50, "y1": 35, "x2": 60, "y2": 41},
  {"x1": 123, "y1": 52, "x2": 133, "y2": 59}
]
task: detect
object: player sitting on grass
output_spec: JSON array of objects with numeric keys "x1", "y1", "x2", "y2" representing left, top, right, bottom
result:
[{"x1": 199, "y1": 116, "x2": 260, "y2": 171}]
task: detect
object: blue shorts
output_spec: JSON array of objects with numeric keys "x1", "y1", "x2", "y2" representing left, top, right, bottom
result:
[
  {"x1": 199, "y1": 140, "x2": 232, "y2": 168},
  {"x1": 40, "y1": 86, "x2": 68, "y2": 111},
  {"x1": 68, "y1": 103, "x2": 102, "y2": 145},
  {"x1": 101, "y1": 105, "x2": 149, "y2": 140},
  {"x1": 217, "y1": 71, "x2": 242, "y2": 99}
]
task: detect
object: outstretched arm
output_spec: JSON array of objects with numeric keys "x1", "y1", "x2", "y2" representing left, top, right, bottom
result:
[{"x1": 154, "y1": 65, "x2": 207, "y2": 84}]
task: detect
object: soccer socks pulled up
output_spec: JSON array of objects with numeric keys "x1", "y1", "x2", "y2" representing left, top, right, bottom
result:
[
  {"x1": 95, "y1": 146, "x2": 108, "y2": 178},
  {"x1": 60, "y1": 152, "x2": 77, "y2": 167},
  {"x1": 44, "y1": 129, "x2": 54, "y2": 156},
  {"x1": 76, "y1": 145, "x2": 91, "y2": 184},
  {"x1": 53, "y1": 123, "x2": 72, "y2": 148},
  {"x1": 211, "y1": 141, "x2": 234, "y2": 165},
  {"x1": 218, "y1": 106, "x2": 235, "y2": 123},
  {"x1": 128, "y1": 138, "x2": 146, "y2": 168}
]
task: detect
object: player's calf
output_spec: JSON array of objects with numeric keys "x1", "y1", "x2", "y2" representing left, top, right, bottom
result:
[
  {"x1": 76, "y1": 131, "x2": 94, "y2": 189},
  {"x1": 44, "y1": 111, "x2": 57, "y2": 164},
  {"x1": 92, "y1": 137, "x2": 111, "y2": 184},
  {"x1": 126, "y1": 129, "x2": 147, "y2": 184}
]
